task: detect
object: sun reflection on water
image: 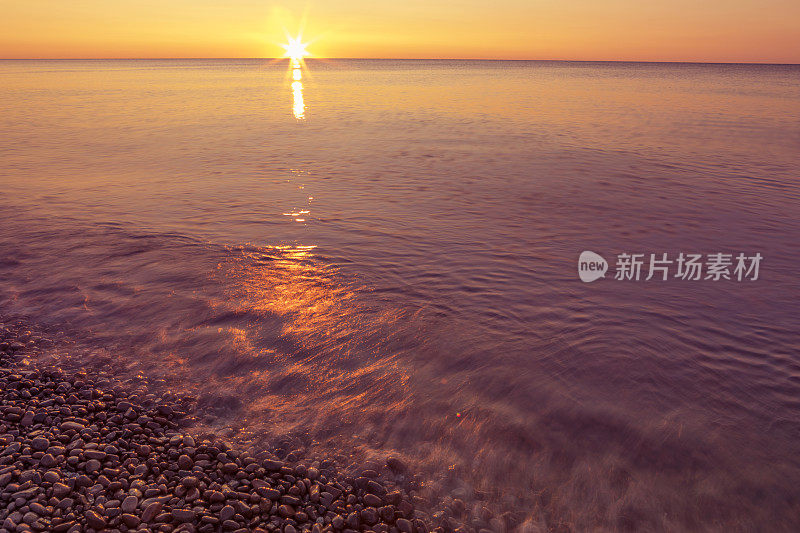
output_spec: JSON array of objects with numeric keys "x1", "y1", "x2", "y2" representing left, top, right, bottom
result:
[
  {"x1": 179, "y1": 243, "x2": 417, "y2": 498},
  {"x1": 221, "y1": 244, "x2": 356, "y2": 339},
  {"x1": 292, "y1": 81, "x2": 305, "y2": 120},
  {"x1": 289, "y1": 59, "x2": 306, "y2": 120}
]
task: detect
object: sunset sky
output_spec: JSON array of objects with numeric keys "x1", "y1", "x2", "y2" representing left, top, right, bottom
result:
[{"x1": 2, "y1": 0, "x2": 799, "y2": 63}]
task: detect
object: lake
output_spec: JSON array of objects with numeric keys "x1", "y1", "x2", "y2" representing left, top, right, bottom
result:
[{"x1": 1, "y1": 59, "x2": 799, "y2": 531}]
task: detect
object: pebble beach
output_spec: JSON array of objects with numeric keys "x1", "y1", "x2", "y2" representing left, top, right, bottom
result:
[{"x1": 0, "y1": 326, "x2": 452, "y2": 533}]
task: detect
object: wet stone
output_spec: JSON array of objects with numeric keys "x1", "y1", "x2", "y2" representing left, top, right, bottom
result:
[
  {"x1": 172, "y1": 508, "x2": 196, "y2": 522},
  {"x1": 84, "y1": 459, "x2": 101, "y2": 473},
  {"x1": 178, "y1": 454, "x2": 194, "y2": 470},
  {"x1": 59, "y1": 422, "x2": 84, "y2": 432},
  {"x1": 361, "y1": 508, "x2": 379, "y2": 525},
  {"x1": 207, "y1": 490, "x2": 225, "y2": 503},
  {"x1": 84, "y1": 450, "x2": 107, "y2": 461},
  {"x1": 396, "y1": 518, "x2": 414, "y2": 533},
  {"x1": 364, "y1": 494, "x2": 383, "y2": 508},
  {"x1": 121, "y1": 513, "x2": 141, "y2": 527},
  {"x1": 142, "y1": 501, "x2": 163, "y2": 522},
  {"x1": 21, "y1": 411, "x2": 35, "y2": 426},
  {"x1": 31, "y1": 437, "x2": 50, "y2": 451},
  {"x1": 121, "y1": 495, "x2": 138, "y2": 513},
  {"x1": 86, "y1": 510, "x2": 106, "y2": 530}
]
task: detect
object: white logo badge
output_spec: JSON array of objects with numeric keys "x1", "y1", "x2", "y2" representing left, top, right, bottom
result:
[{"x1": 578, "y1": 251, "x2": 608, "y2": 282}]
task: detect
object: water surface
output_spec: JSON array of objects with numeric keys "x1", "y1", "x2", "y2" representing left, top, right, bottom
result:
[{"x1": 1, "y1": 59, "x2": 800, "y2": 531}]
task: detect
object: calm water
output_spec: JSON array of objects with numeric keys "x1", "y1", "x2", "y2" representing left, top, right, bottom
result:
[{"x1": 1, "y1": 59, "x2": 800, "y2": 531}]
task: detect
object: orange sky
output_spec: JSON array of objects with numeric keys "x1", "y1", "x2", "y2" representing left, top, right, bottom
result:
[{"x1": 1, "y1": 1, "x2": 799, "y2": 62}]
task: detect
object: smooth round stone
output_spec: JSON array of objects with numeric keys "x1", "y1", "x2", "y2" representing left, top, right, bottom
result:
[
  {"x1": 85, "y1": 459, "x2": 101, "y2": 473},
  {"x1": 52, "y1": 483, "x2": 71, "y2": 497},
  {"x1": 207, "y1": 490, "x2": 225, "y2": 503},
  {"x1": 364, "y1": 494, "x2": 383, "y2": 508},
  {"x1": 346, "y1": 512, "x2": 360, "y2": 529},
  {"x1": 386, "y1": 457, "x2": 408, "y2": 473},
  {"x1": 219, "y1": 505, "x2": 235, "y2": 521},
  {"x1": 221, "y1": 519, "x2": 239, "y2": 530},
  {"x1": 60, "y1": 422, "x2": 84, "y2": 432},
  {"x1": 396, "y1": 518, "x2": 414, "y2": 533},
  {"x1": 141, "y1": 501, "x2": 163, "y2": 522},
  {"x1": 121, "y1": 513, "x2": 141, "y2": 527},
  {"x1": 29, "y1": 502, "x2": 47, "y2": 516},
  {"x1": 360, "y1": 508, "x2": 379, "y2": 525},
  {"x1": 121, "y1": 495, "x2": 138, "y2": 513},
  {"x1": 84, "y1": 450, "x2": 107, "y2": 461},
  {"x1": 31, "y1": 437, "x2": 50, "y2": 451},
  {"x1": 172, "y1": 508, "x2": 196, "y2": 523},
  {"x1": 86, "y1": 510, "x2": 106, "y2": 529}
]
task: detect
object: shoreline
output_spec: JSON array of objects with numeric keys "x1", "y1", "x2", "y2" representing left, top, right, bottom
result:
[{"x1": 0, "y1": 329, "x2": 434, "y2": 533}]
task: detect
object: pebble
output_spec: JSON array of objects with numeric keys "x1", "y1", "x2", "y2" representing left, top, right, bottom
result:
[
  {"x1": 121, "y1": 513, "x2": 140, "y2": 527},
  {"x1": 364, "y1": 493, "x2": 384, "y2": 507},
  {"x1": 361, "y1": 507, "x2": 379, "y2": 525},
  {"x1": 397, "y1": 518, "x2": 414, "y2": 533},
  {"x1": 387, "y1": 457, "x2": 408, "y2": 473},
  {"x1": 52, "y1": 482, "x2": 71, "y2": 497},
  {"x1": 121, "y1": 495, "x2": 138, "y2": 513},
  {"x1": 59, "y1": 421, "x2": 84, "y2": 432},
  {"x1": 31, "y1": 437, "x2": 50, "y2": 451},
  {"x1": 141, "y1": 501, "x2": 163, "y2": 522},
  {"x1": 84, "y1": 449, "x2": 107, "y2": 460},
  {"x1": 178, "y1": 454, "x2": 194, "y2": 470},
  {"x1": 85, "y1": 458, "x2": 102, "y2": 473},
  {"x1": 220, "y1": 504, "x2": 235, "y2": 521},
  {"x1": 172, "y1": 508, "x2": 196, "y2": 522},
  {"x1": 20, "y1": 411, "x2": 35, "y2": 426},
  {"x1": 86, "y1": 510, "x2": 106, "y2": 529}
]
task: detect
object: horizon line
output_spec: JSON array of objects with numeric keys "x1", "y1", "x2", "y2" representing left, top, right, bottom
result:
[{"x1": 1, "y1": 57, "x2": 799, "y2": 66}]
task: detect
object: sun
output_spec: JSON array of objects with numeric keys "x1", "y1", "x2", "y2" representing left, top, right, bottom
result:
[{"x1": 282, "y1": 36, "x2": 309, "y2": 60}]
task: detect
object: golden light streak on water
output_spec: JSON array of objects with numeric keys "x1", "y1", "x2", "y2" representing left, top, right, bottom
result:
[
  {"x1": 287, "y1": 57, "x2": 307, "y2": 120},
  {"x1": 205, "y1": 243, "x2": 414, "y2": 448},
  {"x1": 224, "y1": 245, "x2": 351, "y2": 337},
  {"x1": 292, "y1": 79, "x2": 305, "y2": 120}
]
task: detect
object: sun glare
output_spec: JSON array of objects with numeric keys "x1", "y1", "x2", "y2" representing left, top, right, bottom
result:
[
  {"x1": 282, "y1": 36, "x2": 309, "y2": 60},
  {"x1": 279, "y1": 31, "x2": 310, "y2": 120}
]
